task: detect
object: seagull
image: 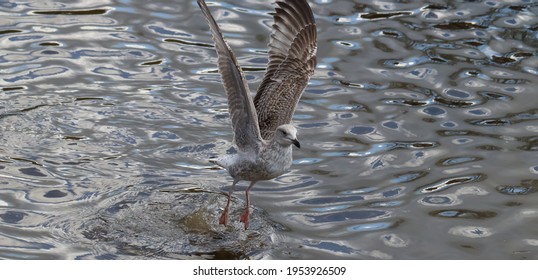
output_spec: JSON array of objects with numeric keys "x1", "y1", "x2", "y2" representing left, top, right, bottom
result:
[{"x1": 197, "y1": 0, "x2": 317, "y2": 229}]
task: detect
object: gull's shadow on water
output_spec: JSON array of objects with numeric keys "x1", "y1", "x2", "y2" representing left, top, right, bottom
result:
[{"x1": 79, "y1": 180, "x2": 278, "y2": 259}]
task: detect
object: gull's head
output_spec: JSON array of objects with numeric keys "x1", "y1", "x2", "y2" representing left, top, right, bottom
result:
[{"x1": 275, "y1": 124, "x2": 300, "y2": 148}]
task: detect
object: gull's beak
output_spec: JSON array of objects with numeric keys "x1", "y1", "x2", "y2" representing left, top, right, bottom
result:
[{"x1": 292, "y1": 139, "x2": 301, "y2": 149}]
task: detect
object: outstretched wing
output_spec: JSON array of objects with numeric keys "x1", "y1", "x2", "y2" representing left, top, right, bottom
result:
[
  {"x1": 254, "y1": 0, "x2": 317, "y2": 140},
  {"x1": 197, "y1": 0, "x2": 263, "y2": 152}
]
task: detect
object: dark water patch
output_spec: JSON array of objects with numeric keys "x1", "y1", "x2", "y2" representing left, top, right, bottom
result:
[
  {"x1": 62, "y1": 135, "x2": 85, "y2": 141},
  {"x1": 433, "y1": 21, "x2": 487, "y2": 30},
  {"x1": 383, "y1": 99, "x2": 428, "y2": 107},
  {"x1": 434, "y1": 96, "x2": 482, "y2": 108},
  {"x1": 40, "y1": 50, "x2": 59, "y2": 55},
  {"x1": 466, "y1": 109, "x2": 538, "y2": 126},
  {"x1": 2, "y1": 86, "x2": 26, "y2": 92},
  {"x1": 31, "y1": 9, "x2": 110, "y2": 15},
  {"x1": 497, "y1": 180, "x2": 538, "y2": 195},
  {"x1": 382, "y1": 56, "x2": 445, "y2": 69},
  {"x1": 44, "y1": 190, "x2": 68, "y2": 198},
  {"x1": 361, "y1": 11, "x2": 412, "y2": 20},
  {"x1": 436, "y1": 129, "x2": 511, "y2": 141},
  {"x1": 39, "y1": 42, "x2": 61, "y2": 47},
  {"x1": 406, "y1": 142, "x2": 437, "y2": 149},
  {"x1": 0, "y1": 29, "x2": 22, "y2": 35},
  {"x1": 422, "y1": 4, "x2": 451, "y2": 10},
  {"x1": 383, "y1": 187, "x2": 405, "y2": 198},
  {"x1": 141, "y1": 60, "x2": 163, "y2": 66},
  {"x1": 430, "y1": 209, "x2": 497, "y2": 219},
  {"x1": 336, "y1": 79, "x2": 380, "y2": 91},
  {"x1": 466, "y1": 109, "x2": 489, "y2": 116},
  {"x1": 505, "y1": 201, "x2": 522, "y2": 207},
  {"x1": 10, "y1": 158, "x2": 42, "y2": 166},
  {"x1": 499, "y1": 186, "x2": 536, "y2": 195},
  {"x1": 491, "y1": 77, "x2": 531, "y2": 85},
  {"x1": 518, "y1": 135, "x2": 538, "y2": 151},
  {"x1": 337, "y1": 113, "x2": 354, "y2": 119},
  {"x1": 460, "y1": 40, "x2": 485, "y2": 47},
  {"x1": 303, "y1": 241, "x2": 356, "y2": 256},
  {"x1": 475, "y1": 145, "x2": 503, "y2": 151},
  {"x1": 17, "y1": 103, "x2": 52, "y2": 114},
  {"x1": 509, "y1": 109, "x2": 538, "y2": 122},
  {"x1": 422, "y1": 106, "x2": 445, "y2": 116},
  {"x1": 468, "y1": 119, "x2": 512, "y2": 126},
  {"x1": 0, "y1": 211, "x2": 27, "y2": 224},
  {"x1": 349, "y1": 125, "x2": 375, "y2": 135},
  {"x1": 333, "y1": 40, "x2": 360, "y2": 50},
  {"x1": 477, "y1": 91, "x2": 513, "y2": 101},
  {"x1": 492, "y1": 51, "x2": 534, "y2": 66},
  {"x1": 151, "y1": 131, "x2": 179, "y2": 140},
  {"x1": 382, "y1": 121, "x2": 398, "y2": 129},
  {"x1": 74, "y1": 97, "x2": 105, "y2": 102},
  {"x1": 440, "y1": 121, "x2": 457, "y2": 128},
  {"x1": 164, "y1": 38, "x2": 213, "y2": 48},
  {"x1": 416, "y1": 174, "x2": 484, "y2": 194},
  {"x1": 19, "y1": 167, "x2": 47, "y2": 177}
]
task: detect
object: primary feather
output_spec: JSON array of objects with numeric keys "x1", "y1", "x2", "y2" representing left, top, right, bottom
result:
[{"x1": 254, "y1": 0, "x2": 317, "y2": 139}]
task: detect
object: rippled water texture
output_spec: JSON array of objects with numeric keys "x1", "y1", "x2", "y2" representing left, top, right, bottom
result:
[{"x1": 1, "y1": 0, "x2": 537, "y2": 259}]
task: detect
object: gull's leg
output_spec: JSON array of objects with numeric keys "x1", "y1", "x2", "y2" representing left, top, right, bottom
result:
[
  {"x1": 219, "y1": 179, "x2": 238, "y2": 226},
  {"x1": 240, "y1": 181, "x2": 257, "y2": 229}
]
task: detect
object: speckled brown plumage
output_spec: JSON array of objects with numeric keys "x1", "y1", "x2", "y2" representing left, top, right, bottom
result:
[{"x1": 254, "y1": 0, "x2": 317, "y2": 139}]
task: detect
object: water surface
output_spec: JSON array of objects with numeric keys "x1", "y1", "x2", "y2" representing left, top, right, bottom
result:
[{"x1": 1, "y1": 0, "x2": 537, "y2": 259}]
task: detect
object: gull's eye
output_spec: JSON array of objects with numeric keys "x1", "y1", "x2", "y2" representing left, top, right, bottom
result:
[{"x1": 281, "y1": 130, "x2": 287, "y2": 136}]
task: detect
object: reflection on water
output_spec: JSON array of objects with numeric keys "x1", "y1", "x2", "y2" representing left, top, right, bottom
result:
[{"x1": 1, "y1": 0, "x2": 537, "y2": 259}]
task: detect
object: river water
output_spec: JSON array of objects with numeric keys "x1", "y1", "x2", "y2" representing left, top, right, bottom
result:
[{"x1": 1, "y1": 0, "x2": 537, "y2": 259}]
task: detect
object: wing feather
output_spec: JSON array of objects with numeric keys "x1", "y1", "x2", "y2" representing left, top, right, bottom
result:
[
  {"x1": 254, "y1": 0, "x2": 317, "y2": 139},
  {"x1": 197, "y1": 0, "x2": 263, "y2": 152}
]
